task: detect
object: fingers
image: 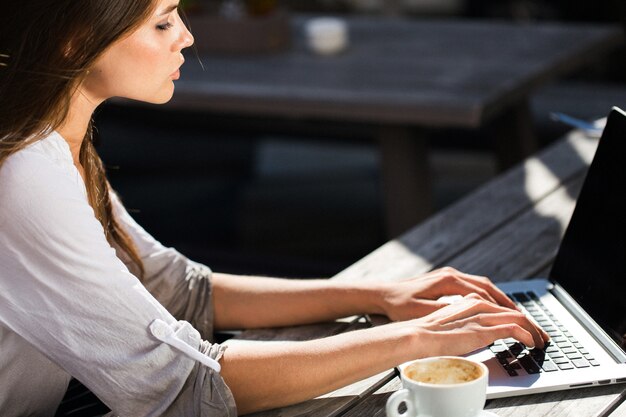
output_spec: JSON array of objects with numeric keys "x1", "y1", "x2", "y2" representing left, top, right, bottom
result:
[
  {"x1": 428, "y1": 297, "x2": 548, "y2": 348},
  {"x1": 455, "y1": 272, "x2": 518, "y2": 310},
  {"x1": 432, "y1": 267, "x2": 518, "y2": 310},
  {"x1": 458, "y1": 311, "x2": 546, "y2": 348},
  {"x1": 414, "y1": 299, "x2": 450, "y2": 316}
]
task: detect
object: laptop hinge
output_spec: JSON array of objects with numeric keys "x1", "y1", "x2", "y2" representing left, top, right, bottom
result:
[{"x1": 550, "y1": 282, "x2": 626, "y2": 363}]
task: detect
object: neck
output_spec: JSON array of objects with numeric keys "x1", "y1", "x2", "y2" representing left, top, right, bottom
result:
[{"x1": 57, "y1": 88, "x2": 103, "y2": 166}]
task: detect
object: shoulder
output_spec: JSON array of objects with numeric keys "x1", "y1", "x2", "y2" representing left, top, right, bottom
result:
[{"x1": 0, "y1": 132, "x2": 88, "y2": 224}]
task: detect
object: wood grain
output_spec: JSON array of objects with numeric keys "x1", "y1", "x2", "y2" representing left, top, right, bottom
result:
[
  {"x1": 607, "y1": 394, "x2": 626, "y2": 417},
  {"x1": 342, "y1": 377, "x2": 626, "y2": 417}
]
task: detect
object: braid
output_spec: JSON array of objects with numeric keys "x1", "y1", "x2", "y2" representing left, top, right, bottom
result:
[{"x1": 79, "y1": 125, "x2": 145, "y2": 279}]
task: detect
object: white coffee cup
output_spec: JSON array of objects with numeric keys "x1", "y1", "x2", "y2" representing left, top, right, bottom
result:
[
  {"x1": 305, "y1": 17, "x2": 349, "y2": 55},
  {"x1": 386, "y1": 356, "x2": 488, "y2": 417}
]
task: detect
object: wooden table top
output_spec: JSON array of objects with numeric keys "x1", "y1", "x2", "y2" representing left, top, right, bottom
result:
[
  {"x1": 172, "y1": 15, "x2": 623, "y2": 128},
  {"x1": 226, "y1": 126, "x2": 626, "y2": 416}
]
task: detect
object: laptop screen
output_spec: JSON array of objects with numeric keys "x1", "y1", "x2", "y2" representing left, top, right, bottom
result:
[{"x1": 549, "y1": 107, "x2": 626, "y2": 349}]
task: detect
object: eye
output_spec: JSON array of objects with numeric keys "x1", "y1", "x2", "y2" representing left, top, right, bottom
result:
[{"x1": 156, "y1": 22, "x2": 173, "y2": 31}]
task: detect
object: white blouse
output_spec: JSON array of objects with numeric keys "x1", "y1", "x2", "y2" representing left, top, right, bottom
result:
[{"x1": 0, "y1": 131, "x2": 237, "y2": 416}]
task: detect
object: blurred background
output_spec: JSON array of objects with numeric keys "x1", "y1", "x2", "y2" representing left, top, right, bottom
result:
[{"x1": 94, "y1": 0, "x2": 626, "y2": 279}]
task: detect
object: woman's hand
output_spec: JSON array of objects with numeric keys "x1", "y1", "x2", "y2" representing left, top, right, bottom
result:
[
  {"x1": 407, "y1": 294, "x2": 550, "y2": 357},
  {"x1": 374, "y1": 267, "x2": 518, "y2": 321}
]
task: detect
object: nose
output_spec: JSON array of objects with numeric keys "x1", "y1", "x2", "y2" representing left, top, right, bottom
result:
[{"x1": 179, "y1": 23, "x2": 194, "y2": 50}]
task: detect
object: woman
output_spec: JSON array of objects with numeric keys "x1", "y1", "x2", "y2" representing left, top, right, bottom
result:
[{"x1": 0, "y1": 1, "x2": 548, "y2": 416}]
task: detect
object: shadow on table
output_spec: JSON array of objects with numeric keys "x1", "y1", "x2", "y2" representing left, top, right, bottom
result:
[{"x1": 391, "y1": 129, "x2": 594, "y2": 282}]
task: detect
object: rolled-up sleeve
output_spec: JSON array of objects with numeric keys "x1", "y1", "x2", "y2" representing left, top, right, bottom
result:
[
  {"x1": 0, "y1": 151, "x2": 237, "y2": 416},
  {"x1": 110, "y1": 192, "x2": 217, "y2": 341}
]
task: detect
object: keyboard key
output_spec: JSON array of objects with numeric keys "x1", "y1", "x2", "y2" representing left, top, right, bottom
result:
[
  {"x1": 584, "y1": 354, "x2": 595, "y2": 361},
  {"x1": 505, "y1": 367, "x2": 519, "y2": 376},
  {"x1": 513, "y1": 292, "x2": 530, "y2": 302},
  {"x1": 546, "y1": 345, "x2": 560, "y2": 354},
  {"x1": 566, "y1": 352, "x2": 583, "y2": 360},
  {"x1": 589, "y1": 359, "x2": 601, "y2": 367},
  {"x1": 552, "y1": 336, "x2": 568, "y2": 343},
  {"x1": 518, "y1": 355, "x2": 541, "y2": 374},
  {"x1": 542, "y1": 361, "x2": 559, "y2": 372},
  {"x1": 527, "y1": 292, "x2": 540, "y2": 301},
  {"x1": 530, "y1": 349, "x2": 547, "y2": 362},
  {"x1": 490, "y1": 344, "x2": 508, "y2": 354},
  {"x1": 557, "y1": 341, "x2": 573, "y2": 348},
  {"x1": 552, "y1": 357, "x2": 570, "y2": 364},
  {"x1": 558, "y1": 362, "x2": 575, "y2": 370},
  {"x1": 509, "y1": 343, "x2": 525, "y2": 356},
  {"x1": 562, "y1": 347, "x2": 578, "y2": 354},
  {"x1": 572, "y1": 359, "x2": 590, "y2": 368}
]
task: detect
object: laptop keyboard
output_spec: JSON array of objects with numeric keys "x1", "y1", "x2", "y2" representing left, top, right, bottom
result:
[{"x1": 489, "y1": 291, "x2": 601, "y2": 376}]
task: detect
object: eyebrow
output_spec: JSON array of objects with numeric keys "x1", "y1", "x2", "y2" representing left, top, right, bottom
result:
[{"x1": 158, "y1": 3, "x2": 179, "y2": 16}]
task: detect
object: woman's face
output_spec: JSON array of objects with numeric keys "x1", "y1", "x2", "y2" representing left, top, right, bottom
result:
[{"x1": 83, "y1": 0, "x2": 194, "y2": 104}]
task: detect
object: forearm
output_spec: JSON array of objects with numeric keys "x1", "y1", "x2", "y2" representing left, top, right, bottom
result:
[
  {"x1": 218, "y1": 292, "x2": 550, "y2": 414},
  {"x1": 220, "y1": 321, "x2": 416, "y2": 414},
  {"x1": 212, "y1": 273, "x2": 384, "y2": 330}
]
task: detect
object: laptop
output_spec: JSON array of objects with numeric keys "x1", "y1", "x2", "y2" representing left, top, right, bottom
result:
[{"x1": 463, "y1": 106, "x2": 626, "y2": 398}]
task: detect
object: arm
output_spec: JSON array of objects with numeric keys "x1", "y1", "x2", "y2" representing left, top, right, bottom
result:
[
  {"x1": 220, "y1": 295, "x2": 549, "y2": 414},
  {"x1": 0, "y1": 151, "x2": 235, "y2": 416},
  {"x1": 212, "y1": 267, "x2": 519, "y2": 330},
  {"x1": 110, "y1": 181, "x2": 517, "y2": 333},
  {"x1": 212, "y1": 273, "x2": 381, "y2": 330}
]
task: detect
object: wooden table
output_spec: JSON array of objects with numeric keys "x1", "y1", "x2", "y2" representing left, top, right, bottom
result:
[
  {"x1": 167, "y1": 15, "x2": 623, "y2": 237},
  {"x1": 225, "y1": 126, "x2": 626, "y2": 416}
]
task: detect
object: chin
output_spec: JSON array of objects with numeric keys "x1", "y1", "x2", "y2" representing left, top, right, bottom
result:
[
  {"x1": 128, "y1": 85, "x2": 175, "y2": 105},
  {"x1": 151, "y1": 95, "x2": 174, "y2": 105},
  {"x1": 148, "y1": 90, "x2": 175, "y2": 105}
]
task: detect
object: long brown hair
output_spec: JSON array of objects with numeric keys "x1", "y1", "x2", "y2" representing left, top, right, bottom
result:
[{"x1": 0, "y1": 0, "x2": 160, "y2": 278}]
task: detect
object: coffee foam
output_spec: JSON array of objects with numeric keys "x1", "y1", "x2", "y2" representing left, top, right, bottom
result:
[{"x1": 404, "y1": 358, "x2": 483, "y2": 385}]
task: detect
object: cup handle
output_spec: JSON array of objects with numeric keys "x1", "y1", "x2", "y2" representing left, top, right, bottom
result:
[{"x1": 385, "y1": 388, "x2": 414, "y2": 417}]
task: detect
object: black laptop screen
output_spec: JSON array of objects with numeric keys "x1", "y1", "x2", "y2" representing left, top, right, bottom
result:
[{"x1": 549, "y1": 108, "x2": 626, "y2": 350}]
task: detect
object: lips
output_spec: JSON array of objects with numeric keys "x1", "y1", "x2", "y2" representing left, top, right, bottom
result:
[{"x1": 170, "y1": 57, "x2": 184, "y2": 80}]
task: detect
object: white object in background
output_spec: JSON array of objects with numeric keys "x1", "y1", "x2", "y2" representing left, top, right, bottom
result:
[
  {"x1": 150, "y1": 319, "x2": 221, "y2": 373},
  {"x1": 305, "y1": 17, "x2": 349, "y2": 55}
]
